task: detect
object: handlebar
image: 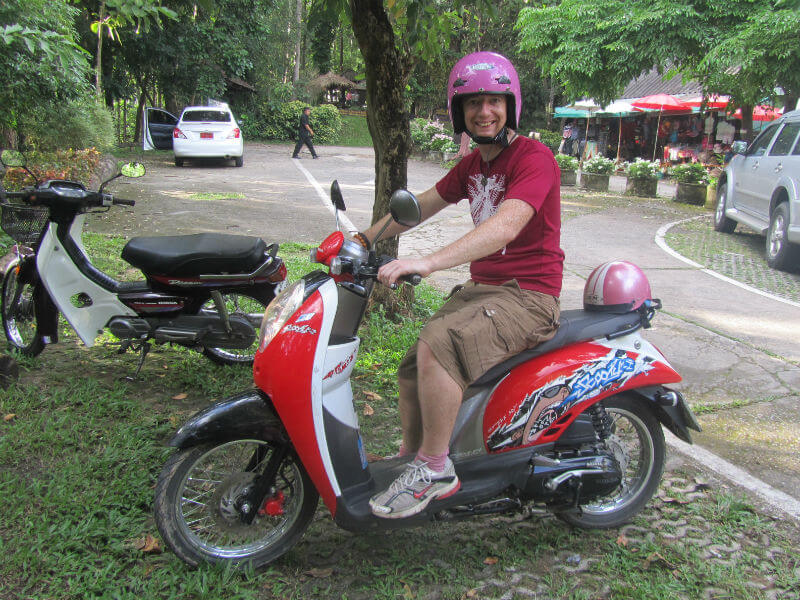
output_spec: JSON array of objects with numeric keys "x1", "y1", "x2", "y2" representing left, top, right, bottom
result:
[
  {"x1": 113, "y1": 197, "x2": 135, "y2": 206},
  {"x1": 390, "y1": 273, "x2": 422, "y2": 289}
]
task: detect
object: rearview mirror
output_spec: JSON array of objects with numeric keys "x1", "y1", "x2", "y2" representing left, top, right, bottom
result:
[
  {"x1": 731, "y1": 140, "x2": 748, "y2": 155},
  {"x1": 389, "y1": 190, "x2": 422, "y2": 228},
  {"x1": 120, "y1": 162, "x2": 146, "y2": 178},
  {"x1": 331, "y1": 180, "x2": 346, "y2": 211}
]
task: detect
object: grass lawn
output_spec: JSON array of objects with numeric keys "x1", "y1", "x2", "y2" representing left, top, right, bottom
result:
[{"x1": 1, "y1": 238, "x2": 798, "y2": 599}]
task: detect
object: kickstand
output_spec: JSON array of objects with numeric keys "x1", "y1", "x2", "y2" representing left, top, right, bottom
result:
[{"x1": 124, "y1": 341, "x2": 151, "y2": 381}]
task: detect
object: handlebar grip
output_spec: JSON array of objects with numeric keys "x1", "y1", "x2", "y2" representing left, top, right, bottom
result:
[
  {"x1": 390, "y1": 273, "x2": 422, "y2": 289},
  {"x1": 113, "y1": 198, "x2": 135, "y2": 206}
]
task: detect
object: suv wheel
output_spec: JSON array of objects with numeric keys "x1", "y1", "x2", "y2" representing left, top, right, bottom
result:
[
  {"x1": 766, "y1": 203, "x2": 800, "y2": 272},
  {"x1": 713, "y1": 183, "x2": 737, "y2": 233}
]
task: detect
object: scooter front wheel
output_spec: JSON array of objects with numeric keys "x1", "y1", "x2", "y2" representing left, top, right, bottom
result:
[
  {"x1": 555, "y1": 395, "x2": 665, "y2": 529},
  {"x1": 1, "y1": 260, "x2": 45, "y2": 357},
  {"x1": 155, "y1": 438, "x2": 318, "y2": 569},
  {"x1": 200, "y1": 290, "x2": 273, "y2": 365}
]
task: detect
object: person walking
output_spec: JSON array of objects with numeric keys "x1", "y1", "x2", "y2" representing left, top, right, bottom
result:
[
  {"x1": 354, "y1": 51, "x2": 563, "y2": 519},
  {"x1": 292, "y1": 107, "x2": 318, "y2": 159}
]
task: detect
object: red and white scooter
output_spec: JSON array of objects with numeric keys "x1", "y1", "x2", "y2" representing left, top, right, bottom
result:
[{"x1": 154, "y1": 182, "x2": 700, "y2": 568}]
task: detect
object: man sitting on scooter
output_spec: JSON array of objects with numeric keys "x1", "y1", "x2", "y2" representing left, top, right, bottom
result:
[{"x1": 356, "y1": 51, "x2": 564, "y2": 519}]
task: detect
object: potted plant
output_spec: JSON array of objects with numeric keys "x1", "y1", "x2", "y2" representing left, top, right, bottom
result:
[
  {"x1": 671, "y1": 162, "x2": 710, "y2": 205},
  {"x1": 555, "y1": 154, "x2": 578, "y2": 186},
  {"x1": 580, "y1": 156, "x2": 614, "y2": 192},
  {"x1": 624, "y1": 158, "x2": 660, "y2": 197}
]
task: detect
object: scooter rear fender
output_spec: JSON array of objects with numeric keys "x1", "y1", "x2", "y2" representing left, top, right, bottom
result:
[
  {"x1": 631, "y1": 385, "x2": 701, "y2": 443},
  {"x1": 168, "y1": 389, "x2": 285, "y2": 449}
]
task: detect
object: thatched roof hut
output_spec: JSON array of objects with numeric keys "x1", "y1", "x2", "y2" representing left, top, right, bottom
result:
[{"x1": 307, "y1": 72, "x2": 358, "y2": 93}]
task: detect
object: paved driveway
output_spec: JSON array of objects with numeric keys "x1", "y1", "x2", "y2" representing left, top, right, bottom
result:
[{"x1": 101, "y1": 142, "x2": 800, "y2": 519}]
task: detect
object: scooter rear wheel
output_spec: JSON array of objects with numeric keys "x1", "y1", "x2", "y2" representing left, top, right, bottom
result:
[
  {"x1": 154, "y1": 438, "x2": 318, "y2": 569},
  {"x1": 555, "y1": 395, "x2": 665, "y2": 529},
  {"x1": 199, "y1": 290, "x2": 273, "y2": 365},
  {"x1": 1, "y1": 260, "x2": 45, "y2": 357}
]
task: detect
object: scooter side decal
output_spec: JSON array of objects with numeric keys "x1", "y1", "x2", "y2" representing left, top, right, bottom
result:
[{"x1": 484, "y1": 340, "x2": 681, "y2": 452}]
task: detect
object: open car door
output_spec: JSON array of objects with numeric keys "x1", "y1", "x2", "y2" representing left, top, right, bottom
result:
[{"x1": 143, "y1": 107, "x2": 178, "y2": 150}]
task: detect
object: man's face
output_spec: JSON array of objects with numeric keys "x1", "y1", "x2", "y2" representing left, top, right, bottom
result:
[
  {"x1": 463, "y1": 94, "x2": 507, "y2": 139},
  {"x1": 304, "y1": 109, "x2": 311, "y2": 115}
]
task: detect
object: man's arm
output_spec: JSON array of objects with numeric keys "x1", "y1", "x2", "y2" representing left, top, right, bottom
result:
[{"x1": 377, "y1": 198, "x2": 534, "y2": 286}]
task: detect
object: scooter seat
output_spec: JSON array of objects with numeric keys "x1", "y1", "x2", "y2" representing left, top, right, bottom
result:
[
  {"x1": 469, "y1": 308, "x2": 644, "y2": 388},
  {"x1": 121, "y1": 233, "x2": 267, "y2": 276}
]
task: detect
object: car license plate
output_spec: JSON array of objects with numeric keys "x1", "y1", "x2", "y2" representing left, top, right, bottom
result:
[{"x1": 200, "y1": 132, "x2": 213, "y2": 139}]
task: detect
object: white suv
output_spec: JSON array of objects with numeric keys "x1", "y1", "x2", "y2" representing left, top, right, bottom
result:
[{"x1": 714, "y1": 109, "x2": 800, "y2": 271}]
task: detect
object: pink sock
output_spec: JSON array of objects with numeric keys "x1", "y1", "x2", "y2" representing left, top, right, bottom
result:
[{"x1": 416, "y1": 450, "x2": 449, "y2": 472}]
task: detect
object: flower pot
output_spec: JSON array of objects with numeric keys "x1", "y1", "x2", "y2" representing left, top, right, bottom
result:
[
  {"x1": 442, "y1": 151, "x2": 457, "y2": 162},
  {"x1": 580, "y1": 172, "x2": 610, "y2": 192},
  {"x1": 625, "y1": 177, "x2": 658, "y2": 197},
  {"x1": 560, "y1": 169, "x2": 577, "y2": 186},
  {"x1": 674, "y1": 181, "x2": 707, "y2": 206}
]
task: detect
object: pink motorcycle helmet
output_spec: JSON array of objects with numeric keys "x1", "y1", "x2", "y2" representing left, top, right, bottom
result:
[
  {"x1": 447, "y1": 51, "x2": 522, "y2": 140},
  {"x1": 584, "y1": 261, "x2": 653, "y2": 312}
]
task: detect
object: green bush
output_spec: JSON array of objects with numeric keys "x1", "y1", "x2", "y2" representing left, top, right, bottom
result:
[
  {"x1": 237, "y1": 101, "x2": 341, "y2": 143},
  {"x1": 554, "y1": 153, "x2": 578, "y2": 171},
  {"x1": 537, "y1": 129, "x2": 563, "y2": 154},
  {"x1": 625, "y1": 158, "x2": 660, "y2": 179},
  {"x1": 582, "y1": 155, "x2": 615, "y2": 174},
  {"x1": 671, "y1": 162, "x2": 709, "y2": 184},
  {"x1": 19, "y1": 97, "x2": 115, "y2": 152}
]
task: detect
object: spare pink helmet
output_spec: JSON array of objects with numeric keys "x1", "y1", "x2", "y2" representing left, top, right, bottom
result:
[
  {"x1": 447, "y1": 51, "x2": 522, "y2": 144},
  {"x1": 584, "y1": 261, "x2": 653, "y2": 312}
]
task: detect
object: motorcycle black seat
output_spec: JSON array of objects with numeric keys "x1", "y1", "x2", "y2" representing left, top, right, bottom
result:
[
  {"x1": 121, "y1": 234, "x2": 267, "y2": 276},
  {"x1": 469, "y1": 308, "x2": 644, "y2": 389}
]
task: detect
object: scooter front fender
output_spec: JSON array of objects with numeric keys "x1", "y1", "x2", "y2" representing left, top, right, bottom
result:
[{"x1": 168, "y1": 389, "x2": 285, "y2": 449}]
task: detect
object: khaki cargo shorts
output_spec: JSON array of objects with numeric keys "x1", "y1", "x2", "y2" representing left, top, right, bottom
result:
[{"x1": 398, "y1": 280, "x2": 560, "y2": 390}]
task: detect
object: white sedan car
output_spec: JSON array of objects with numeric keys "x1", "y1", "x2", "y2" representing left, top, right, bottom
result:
[{"x1": 142, "y1": 104, "x2": 244, "y2": 167}]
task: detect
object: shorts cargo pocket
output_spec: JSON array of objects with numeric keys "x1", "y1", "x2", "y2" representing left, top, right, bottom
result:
[{"x1": 449, "y1": 303, "x2": 511, "y2": 384}]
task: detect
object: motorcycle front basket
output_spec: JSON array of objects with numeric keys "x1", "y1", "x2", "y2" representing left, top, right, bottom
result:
[{"x1": 0, "y1": 202, "x2": 49, "y2": 246}]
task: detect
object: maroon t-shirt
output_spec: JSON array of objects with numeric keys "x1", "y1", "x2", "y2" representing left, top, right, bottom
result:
[{"x1": 435, "y1": 136, "x2": 564, "y2": 296}]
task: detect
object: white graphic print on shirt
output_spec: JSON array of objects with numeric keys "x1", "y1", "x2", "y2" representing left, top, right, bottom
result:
[
  {"x1": 467, "y1": 173, "x2": 507, "y2": 225},
  {"x1": 466, "y1": 172, "x2": 508, "y2": 255}
]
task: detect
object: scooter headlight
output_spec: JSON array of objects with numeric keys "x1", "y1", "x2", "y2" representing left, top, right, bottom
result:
[{"x1": 258, "y1": 279, "x2": 306, "y2": 351}]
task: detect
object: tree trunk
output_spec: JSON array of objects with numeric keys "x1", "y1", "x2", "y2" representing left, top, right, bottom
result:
[
  {"x1": 95, "y1": 1, "x2": 106, "y2": 99},
  {"x1": 349, "y1": 0, "x2": 414, "y2": 310},
  {"x1": 293, "y1": 0, "x2": 302, "y2": 87},
  {"x1": 740, "y1": 103, "x2": 754, "y2": 143}
]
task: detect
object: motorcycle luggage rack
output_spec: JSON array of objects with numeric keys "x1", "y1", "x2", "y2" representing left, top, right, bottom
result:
[{"x1": 0, "y1": 202, "x2": 49, "y2": 245}]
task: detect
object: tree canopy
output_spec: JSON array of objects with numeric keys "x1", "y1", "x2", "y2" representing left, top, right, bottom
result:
[{"x1": 516, "y1": 0, "x2": 800, "y2": 112}]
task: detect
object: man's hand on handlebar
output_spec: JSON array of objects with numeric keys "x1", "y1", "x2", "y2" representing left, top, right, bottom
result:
[{"x1": 377, "y1": 257, "x2": 430, "y2": 287}]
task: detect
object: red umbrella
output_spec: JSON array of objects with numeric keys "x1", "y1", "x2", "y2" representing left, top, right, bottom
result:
[
  {"x1": 683, "y1": 94, "x2": 730, "y2": 110},
  {"x1": 631, "y1": 94, "x2": 691, "y2": 160},
  {"x1": 631, "y1": 93, "x2": 691, "y2": 111},
  {"x1": 732, "y1": 105, "x2": 783, "y2": 121}
]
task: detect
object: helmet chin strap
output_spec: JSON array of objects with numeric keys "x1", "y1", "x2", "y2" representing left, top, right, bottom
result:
[{"x1": 465, "y1": 126, "x2": 510, "y2": 147}]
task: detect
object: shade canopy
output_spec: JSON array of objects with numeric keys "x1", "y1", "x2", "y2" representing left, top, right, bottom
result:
[
  {"x1": 554, "y1": 106, "x2": 591, "y2": 118},
  {"x1": 598, "y1": 100, "x2": 639, "y2": 116},
  {"x1": 683, "y1": 94, "x2": 730, "y2": 109},
  {"x1": 731, "y1": 105, "x2": 783, "y2": 122},
  {"x1": 631, "y1": 93, "x2": 690, "y2": 111}
]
